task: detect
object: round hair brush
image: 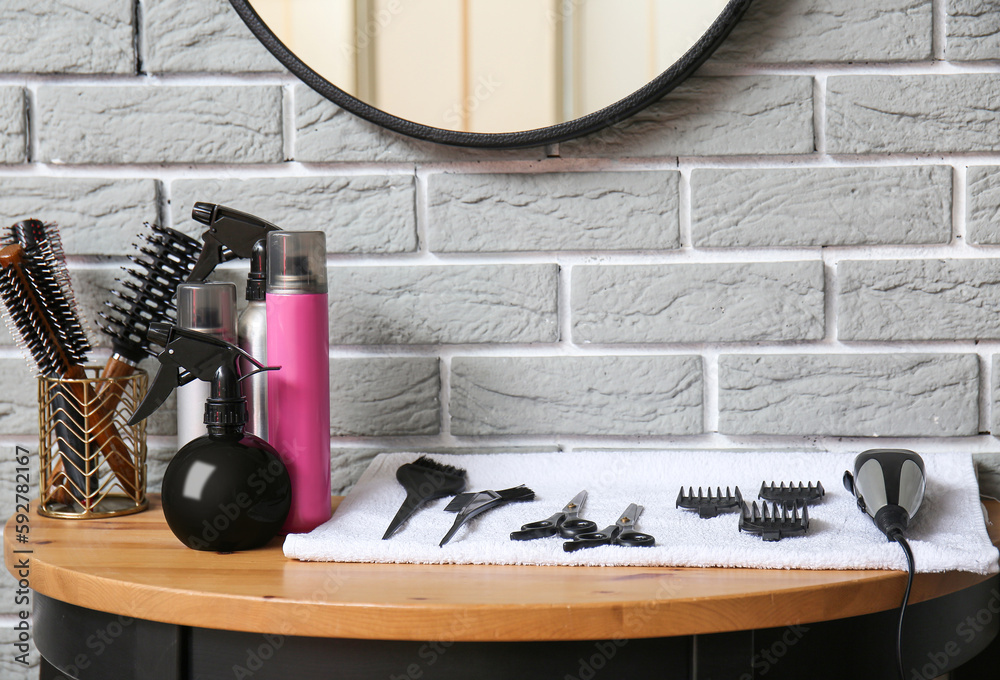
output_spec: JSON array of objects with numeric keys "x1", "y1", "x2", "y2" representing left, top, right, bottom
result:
[
  {"x1": 0, "y1": 241, "x2": 138, "y2": 505},
  {"x1": 8, "y1": 220, "x2": 90, "y2": 365},
  {"x1": 6, "y1": 221, "x2": 92, "y2": 506},
  {"x1": 97, "y1": 224, "x2": 201, "y2": 388}
]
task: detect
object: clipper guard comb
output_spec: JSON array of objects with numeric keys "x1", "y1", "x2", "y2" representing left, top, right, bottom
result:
[
  {"x1": 758, "y1": 481, "x2": 825, "y2": 509},
  {"x1": 676, "y1": 486, "x2": 743, "y2": 519},
  {"x1": 739, "y1": 501, "x2": 809, "y2": 541}
]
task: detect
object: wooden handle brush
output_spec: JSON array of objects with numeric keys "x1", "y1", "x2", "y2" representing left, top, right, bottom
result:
[{"x1": 0, "y1": 242, "x2": 139, "y2": 503}]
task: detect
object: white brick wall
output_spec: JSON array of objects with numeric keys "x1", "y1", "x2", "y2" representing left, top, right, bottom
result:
[{"x1": 6, "y1": 1, "x2": 1000, "y2": 647}]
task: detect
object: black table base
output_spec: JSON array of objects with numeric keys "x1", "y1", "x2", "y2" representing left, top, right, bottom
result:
[{"x1": 35, "y1": 574, "x2": 1000, "y2": 680}]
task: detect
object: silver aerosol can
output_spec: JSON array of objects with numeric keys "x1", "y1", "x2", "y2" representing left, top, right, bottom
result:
[
  {"x1": 238, "y1": 239, "x2": 268, "y2": 440},
  {"x1": 175, "y1": 281, "x2": 237, "y2": 447}
]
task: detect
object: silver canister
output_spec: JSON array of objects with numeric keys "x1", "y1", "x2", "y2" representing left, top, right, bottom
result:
[
  {"x1": 238, "y1": 239, "x2": 268, "y2": 440},
  {"x1": 175, "y1": 282, "x2": 237, "y2": 447}
]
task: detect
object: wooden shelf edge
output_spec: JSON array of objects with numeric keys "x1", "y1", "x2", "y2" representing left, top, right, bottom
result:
[{"x1": 4, "y1": 497, "x2": 998, "y2": 641}]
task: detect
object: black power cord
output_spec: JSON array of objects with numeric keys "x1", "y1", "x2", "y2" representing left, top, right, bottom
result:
[{"x1": 889, "y1": 530, "x2": 916, "y2": 680}]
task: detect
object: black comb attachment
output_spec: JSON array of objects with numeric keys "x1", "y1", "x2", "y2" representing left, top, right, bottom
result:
[
  {"x1": 676, "y1": 486, "x2": 743, "y2": 519},
  {"x1": 739, "y1": 501, "x2": 809, "y2": 541},
  {"x1": 98, "y1": 224, "x2": 201, "y2": 362},
  {"x1": 758, "y1": 481, "x2": 825, "y2": 510}
]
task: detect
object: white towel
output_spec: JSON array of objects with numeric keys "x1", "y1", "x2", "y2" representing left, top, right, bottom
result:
[{"x1": 283, "y1": 450, "x2": 1000, "y2": 574}]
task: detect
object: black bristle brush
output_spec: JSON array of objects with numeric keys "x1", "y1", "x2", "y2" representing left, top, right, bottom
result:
[
  {"x1": 8, "y1": 221, "x2": 90, "y2": 364},
  {"x1": 7, "y1": 221, "x2": 91, "y2": 505},
  {"x1": 382, "y1": 456, "x2": 468, "y2": 539},
  {"x1": 97, "y1": 223, "x2": 201, "y2": 388},
  {"x1": 1, "y1": 237, "x2": 139, "y2": 503}
]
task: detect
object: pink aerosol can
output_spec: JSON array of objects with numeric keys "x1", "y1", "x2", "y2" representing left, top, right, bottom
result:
[{"x1": 266, "y1": 231, "x2": 331, "y2": 533}]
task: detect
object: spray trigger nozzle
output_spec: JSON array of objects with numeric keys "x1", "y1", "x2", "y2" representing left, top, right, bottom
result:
[
  {"x1": 239, "y1": 365, "x2": 280, "y2": 382},
  {"x1": 188, "y1": 203, "x2": 282, "y2": 281},
  {"x1": 127, "y1": 322, "x2": 276, "y2": 428}
]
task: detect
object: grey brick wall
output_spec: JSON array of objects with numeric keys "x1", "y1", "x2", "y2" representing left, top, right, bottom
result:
[
  {"x1": 5, "y1": 0, "x2": 1000, "y2": 661},
  {"x1": 37, "y1": 86, "x2": 285, "y2": 164},
  {"x1": 0, "y1": 1, "x2": 133, "y2": 74},
  {"x1": 0, "y1": 87, "x2": 25, "y2": 164},
  {"x1": 572, "y1": 262, "x2": 825, "y2": 343},
  {"x1": 427, "y1": 171, "x2": 680, "y2": 252},
  {"x1": 690, "y1": 167, "x2": 952, "y2": 247},
  {"x1": 718, "y1": 354, "x2": 980, "y2": 437}
]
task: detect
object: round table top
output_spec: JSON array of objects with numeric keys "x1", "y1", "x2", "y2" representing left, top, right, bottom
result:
[{"x1": 6, "y1": 495, "x2": 999, "y2": 642}]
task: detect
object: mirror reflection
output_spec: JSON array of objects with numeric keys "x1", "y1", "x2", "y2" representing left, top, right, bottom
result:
[{"x1": 248, "y1": 0, "x2": 731, "y2": 133}]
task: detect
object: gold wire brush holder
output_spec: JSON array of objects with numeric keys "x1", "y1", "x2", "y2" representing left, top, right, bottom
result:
[{"x1": 37, "y1": 367, "x2": 148, "y2": 519}]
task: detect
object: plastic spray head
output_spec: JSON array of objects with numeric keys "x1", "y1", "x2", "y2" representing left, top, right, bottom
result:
[
  {"x1": 843, "y1": 449, "x2": 926, "y2": 540},
  {"x1": 127, "y1": 322, "x2": 279, "y2": 434},
  {"x1": 246, "y1": 239, "x2": 266, "y2": 302},
  {"x1": 188, "y1": 203, "x2": 282, "y2": 282}
]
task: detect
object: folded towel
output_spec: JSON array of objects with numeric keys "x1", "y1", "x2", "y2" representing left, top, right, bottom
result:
[{"x1": 283, "y1": 450, "x2": 999, "y2": 574}]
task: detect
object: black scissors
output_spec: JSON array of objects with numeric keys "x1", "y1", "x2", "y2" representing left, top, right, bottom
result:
[
  {"x1": 563, "y1": 503, "x2": 656, "y2": 552},
  {"x1": 510, "y1": 490, "x2": 597, "y2": 540}
]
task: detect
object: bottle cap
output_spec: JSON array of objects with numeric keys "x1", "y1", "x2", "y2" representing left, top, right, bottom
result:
[
  {"x1": 266, "y1": 231, "x2": 327, "y2": 295},
  {"x1": 176, "y1": 282, "x2": 238, "y2": 343}
]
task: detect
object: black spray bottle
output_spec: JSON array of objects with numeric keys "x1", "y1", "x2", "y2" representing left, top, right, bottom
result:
[{"x1": 128, "y1": 322, "x2": 291, "y2": 551}]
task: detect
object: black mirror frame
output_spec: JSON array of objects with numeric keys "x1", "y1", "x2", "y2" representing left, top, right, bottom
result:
[{"x1": 229, "y1": 0, "x2": 753, "y2": 149}]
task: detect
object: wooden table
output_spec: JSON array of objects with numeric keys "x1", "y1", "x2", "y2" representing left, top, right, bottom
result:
[{"x1": 7, "y1": 495, "x2": 1000, "y2": 680}]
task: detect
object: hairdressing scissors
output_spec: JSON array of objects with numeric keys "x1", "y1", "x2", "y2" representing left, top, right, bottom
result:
[
  {"x1": 510, "y1": 490, "x2": 597, "y2": 540},
  {"x1": 563, "y1": 503, "x2": 656, "y2": 552}
]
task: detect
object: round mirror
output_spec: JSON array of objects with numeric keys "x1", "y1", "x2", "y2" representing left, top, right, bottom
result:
[{"x1": 230, "y1": 0, "x2": 752, "y2": 148}]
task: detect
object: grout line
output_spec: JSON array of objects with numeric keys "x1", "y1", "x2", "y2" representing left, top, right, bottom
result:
[
  {"x1": 0, "y1": 430, "x2": 997, "y2": 454},
  {"x1": 22, "y1": 83, "x2": 35, "y2": 163},
  {"x1": 55, "y1": 239, "x2": 1000, "y2": 270},
  {"x1": 703, "y1": 350, "x2": 720, "y2": 434},
  {"x1": 281, "y1": 84, "x2": 296, "y2": 162},
  {"x1": 981, "y1": 352, "x2": 992, "y2": 435},
  {"x1": 953, "y1": 163, "x2": 968, "y2": 244},
  {"x1": 558, "y1": 261, "x2": 573, "y2": 347},
  {"x1": 813, "y1": 75, "x2": 827, "y2": 155},
  {"x1": 694, "y1": 59, "x2": 1000, "y2": 77},
  {"x1": 298, "y1": 432, "x2": 1000, "y2": 453},
  {"x1": 5, "y1": 60, "x2": 1000, "y2": 89},
  {"x1": 0, "y1": 73, "x2": 301, "y2": 87},
  {"x1": 8, "y1": 340, "x2": 999, "y2": 360},
  {"x1": 133, "y1": 0, "x2": 145, "y2": 75},
  {"x1": 438, "y1": 355, "x2": 454, "y2": 441},
  {"x1": 414, "y1": 165, "x2": 429, "y2": 253},
  {"x1": 156, "y1": 178, "x2": 171, "y2": 229},
  {"x1": 932, "y1": 0, "x2": 947, "y2": 61},
  {"x1": 677, "y1": 167, "x2": 693, "y2": 248},
  {"x1": 7, "y1": 153, "x2": 1000, "y2": 181},
  {"x1": 823, "y1": 250, "x2": 837, "y2": 342}
]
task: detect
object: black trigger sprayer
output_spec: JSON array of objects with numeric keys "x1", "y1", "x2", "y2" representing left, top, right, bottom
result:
[
  {"x1": 844, "y1": 449, "x2": 927, "y2": 680},
  {"x1": 187, "y1": 203, "x2": 282, "y2": 282},
  {"x1": 128, "y1": 322, "x2": 292, "y2": 552}
]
